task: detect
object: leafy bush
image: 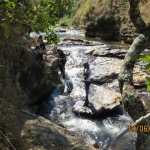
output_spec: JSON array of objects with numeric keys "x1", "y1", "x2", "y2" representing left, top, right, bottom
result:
[{"x1": 138, "y1": 55, "x2": 150, "y2": 90}]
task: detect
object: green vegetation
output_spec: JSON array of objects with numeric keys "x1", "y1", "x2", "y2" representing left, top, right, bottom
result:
[
  {"x1": 3, "y1": 0, "x2": 73, "y2": 43},
  {"x1": 0, "y1": 0, "x2": 73, "y2": 105},
  {"x1": 73, "y1": 0, "x2": 150, "y2": 31},
  {"x1": 59, "y1": 0, "x2": 79, "y2": 27},
  {"x1": 138, "y1": 55, "x2": 150, "y2": 91},
  {"x1": 73, "y1": 0, "x2": 128, "y2": 27},
  {"x1": 59, "y1": 16, "x2": 73, "y2": 27}
]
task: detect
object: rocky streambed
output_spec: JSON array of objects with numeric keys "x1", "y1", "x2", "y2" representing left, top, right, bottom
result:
[
  {"x1": 57, "y1": 38, "x2": 148, "y2": 117},
  {"x1": 6, "y1": 28, "x2": 147, "y2": 150},
  {"x1": 36, "y1": 31, "x2": 150, "y2": 150}
]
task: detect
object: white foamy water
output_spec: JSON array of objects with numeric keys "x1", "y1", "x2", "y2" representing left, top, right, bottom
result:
[
  {"x1": 48, "y1": 42, "x2": 137, "y2": 150},
  {"x1": 32, "y1": 28, "x2": 139, "y2": 149}
]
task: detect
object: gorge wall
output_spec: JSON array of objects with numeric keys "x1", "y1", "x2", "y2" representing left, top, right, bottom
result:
[{"x1": 73, "y1": 0, "x2": 150, "y2": 43}]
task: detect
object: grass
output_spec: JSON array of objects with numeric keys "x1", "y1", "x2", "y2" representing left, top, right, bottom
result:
[
  {"x1": 74, "y1": 0, "x2": 150, "y2": 26},
  {"x1": 72, "y1": 0, "x2": 150, "y2": 34},
  {"x1": 73, "y1": 0, "x2": 94, "y2": 25},
  {"x1": 59, "y1": 16, "x2": 73, "y2": 27}
]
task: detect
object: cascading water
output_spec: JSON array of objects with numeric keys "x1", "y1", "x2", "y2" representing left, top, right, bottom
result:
[{"x1": 32, "y1": 28, "x2": 137, "y2": 150}]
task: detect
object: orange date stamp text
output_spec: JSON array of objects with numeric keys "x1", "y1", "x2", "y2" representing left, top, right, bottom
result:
[{"x1": 128, "y1": 125, "x2": 150, "y2": 132}]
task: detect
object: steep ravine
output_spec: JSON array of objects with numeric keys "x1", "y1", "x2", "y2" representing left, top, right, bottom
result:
[
  {"x1": 0, "y1": 23, "x2": 92, "y2": 150},
  {"x1": 73, "y1": 0, "x2": 150, "y2": 44},
  {"x1": 0, "y1": 46, "x2": 96, "y2": 150}
]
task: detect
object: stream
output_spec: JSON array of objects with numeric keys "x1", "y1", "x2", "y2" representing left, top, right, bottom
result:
[{"x1": 31, "y1": 28, "x2": 149, "y2": 150}]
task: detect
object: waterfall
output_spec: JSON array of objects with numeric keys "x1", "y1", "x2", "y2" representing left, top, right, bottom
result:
[{"x1": 35, "y1": 28, "x2": 137, "y2": 150}]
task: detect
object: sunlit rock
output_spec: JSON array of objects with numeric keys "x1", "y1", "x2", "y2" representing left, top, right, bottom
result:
[
  {"x1": 125, "y1": 37, "x2": 133, "y2": 44},
  {"x1": 91, "y1": 72, "x2": 118, "y2": 84},
  {"x1": 85, "y1": 49, "x2": 95, "y2": 54},
  {"x1": 93, "y1": 48, "x2": 127, "y2": 58},
  {"x1": 92, "y1": 49, "x2": 109, "y2": 56},
  {"x1": 133, "y1": 67, "x2": 147, "y2": 87},
  {"x1": 92, "y1": 57, "x2": 124, "y2": 76},
  {"x1": 62, "y1": 38, "x2": 102, "y2": 46},
  {"x1": 72, "y1": 86, "x2": 121, "y2": 117},
  {"x1": 55, "y1": 28, "x2": 66, "y2": 32},
  {"x1": 84, "y1": 40, "x2": 96, "y2": 46},
  {"x1": 45, "y1": 55, "x2": 59, "y2": 69},
  {"x1": 92, "y1": 50, "x2": 99, "y2": 56}
]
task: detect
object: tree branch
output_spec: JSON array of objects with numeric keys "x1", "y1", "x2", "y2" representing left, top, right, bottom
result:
[
  {"x1": 118, "y1": 27, "x2": 150, "y2": 91},
  {"x1": 0, "y1": 129, "x2": 16, "y2": 150},
  {"x1": 128, "y1": 0, "x2": 147, "y2": 32},
  {"x1": 118, "y1": 3, "x2": 150, "y2": 148}
]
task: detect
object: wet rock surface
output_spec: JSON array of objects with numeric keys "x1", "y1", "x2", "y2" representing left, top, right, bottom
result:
[
  {"x1": 55, "y1": 28, "x2": 67, "y2": 32},
  {"x1": 92, "y1": 48, "x2": 127, "y2": 58},
  {"x1": 133, "y1": 67, "x2": 147, "y2": 87},
  {"x1": 0, "y1": 100, "x2": 95, "y2": 150},
  {"x1": 72, "y1": 86, "x2": 121, "y2": 117},
  {"x1": 91, "y1": 67, "x2": 147, "y2": 88},
  {"x1": 91, "y1": 72, "x2": 118, "y2": 84},
  {"x1": 1, "y1": 28, "x2": 147, "y2": 150},
  {"x1": 93, "y1": 57, "x2": 124, "y2": 75},
  {"x1": 60, "y1": 38, "x2": 102, "y2": 46},
  {"x1": 85, "y1": 49, "x2": 95, "y2": 54}
]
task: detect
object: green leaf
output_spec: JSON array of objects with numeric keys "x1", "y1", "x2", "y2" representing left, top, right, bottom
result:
[
  {"x1": 147, "y1": 84, "x2": 150, "y2": 91},
  {"x1": 33, "y1": 6, "x2": 37, "y2": 10},
  {"x1": 4, "y1": 28, "x2": 10, "y2": 39},
  {"x1": 138, "y1": 55, "x2": 150, "y2": 62},
  {"x1": 6, "y1": 2, "x2": 16, "y2": 9},
  {"x1": 146, "y1": 78, "x2": 150, "y2": 84},
  {"x1": 1, "y1": 23, "x2": 10, "y2": 39},
  {"x1": 4, "y1": 0, "x2": 72, "y2": 43},
  {"x1": 146, "y1": 63, "x2": 150, "y2": 71}
]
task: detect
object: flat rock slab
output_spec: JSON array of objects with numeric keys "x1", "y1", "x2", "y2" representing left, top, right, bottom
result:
[
  {"x1": 93, "y1": 49, "x2": 127, "y2": 58},
  {"x1": 45, "y1": 56, "x2": 59, "y2": 69},
  {"x1": 61, "y1": 38, "x2": 102, "y2": 46},
  {"x1": 133, "y1": 67, "x2": 147, "y2": 87},
  {"x1": 72, "y1": 86, "x2": 121, "y2": 117},
  {"x1": 92, "y1": 57, "x2": 147, "y2": 87},
  {"x1": 91, "y1": 72, "x2": 118, "y2": 84},
  {"x1": 92, "y1": 57, "x2": 124, "y2": 76},
  {"x1": 85, "y1": 49, "x2": 95, "y2": 54}
]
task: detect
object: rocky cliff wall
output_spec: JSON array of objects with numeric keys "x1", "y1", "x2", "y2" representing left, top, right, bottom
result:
[
  {"x1": 73, "y1": 0, "x2": 150, "y2": 44},
  {"x1": 0, "y1": 23, "x2": 60, "y2": 106}
]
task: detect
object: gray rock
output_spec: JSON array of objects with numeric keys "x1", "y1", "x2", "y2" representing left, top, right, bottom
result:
[
  {"x1": 85, "y1": 49, "x2": 95, "y2": 54},
  {"x1": 93, "y1": 48, "x2": 127, "y2": 58},
  {"x1": 73, "y1": 86, "x2": 121, "y2": 117},
  {"x1": 133, "y1": 67, "x2": 147, "y2": 87},
  {"x1": 91, "y1": 72, "x2": 118, "y2": 84}
]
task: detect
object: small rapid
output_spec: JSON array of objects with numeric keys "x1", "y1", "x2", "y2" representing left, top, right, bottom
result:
[{"x1": 31, "y1": 28, "x2": 137, "y2": 150}]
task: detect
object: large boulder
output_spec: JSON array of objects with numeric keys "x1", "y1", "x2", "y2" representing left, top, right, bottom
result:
[
  {"x1": 72, "y1": 86, "x2": 121, "y2": 117},
  {"x1": 91, "y1": 57, "x2": 146, "y2": 88},
  {"x1": 0, "y1": 100, "x2": 95, "y2": 150},
  {"x1": 92, "y1": 57, "x2": 124, "y2": 77},
  {"x1": 61, "y1": 38, "x2": 102, "y2": 46},
  {"x1": 91, "y1": 72, "x2": 118, "y2": 84},
  {"x1": 46, "y1": 55, "x2": 59, "y2": 69},
  {"x1": 55, "y1": 28, "x2": 66, "y2": 32},
  {"x1": 85, "y1": 49, "x2": 95, "y2": 54},
  {"x1": 93, "y1": 48, "x2": 127, "y2": 58},
  {"x1": 133, "y1": 67, "x2": 147, "y2": 87}
]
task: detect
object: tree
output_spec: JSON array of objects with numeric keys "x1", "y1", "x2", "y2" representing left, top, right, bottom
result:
[
  {"x1": 2, "y1": 0, "x2": 72, "y2": 43},
  {"x1": 0, "y1": 0, "x2": 72, "y2": 103},
  {"x1": 118, "y1": 0, "x2": 150, "y2": 149}
]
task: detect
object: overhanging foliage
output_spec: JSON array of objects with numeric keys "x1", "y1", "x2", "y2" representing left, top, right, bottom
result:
[{"x1": 2, "y1": 0, "x2": 73, "y2": 43}]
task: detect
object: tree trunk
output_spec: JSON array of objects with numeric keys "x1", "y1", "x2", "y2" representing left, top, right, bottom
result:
[{"x1": 118, "y1": 0, "x2": 150, "y2": 149}]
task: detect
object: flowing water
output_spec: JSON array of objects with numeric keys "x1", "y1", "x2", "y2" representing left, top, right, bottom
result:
[{"x1": 31, "y1": 29, "x2": 139, "y2": 150}]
